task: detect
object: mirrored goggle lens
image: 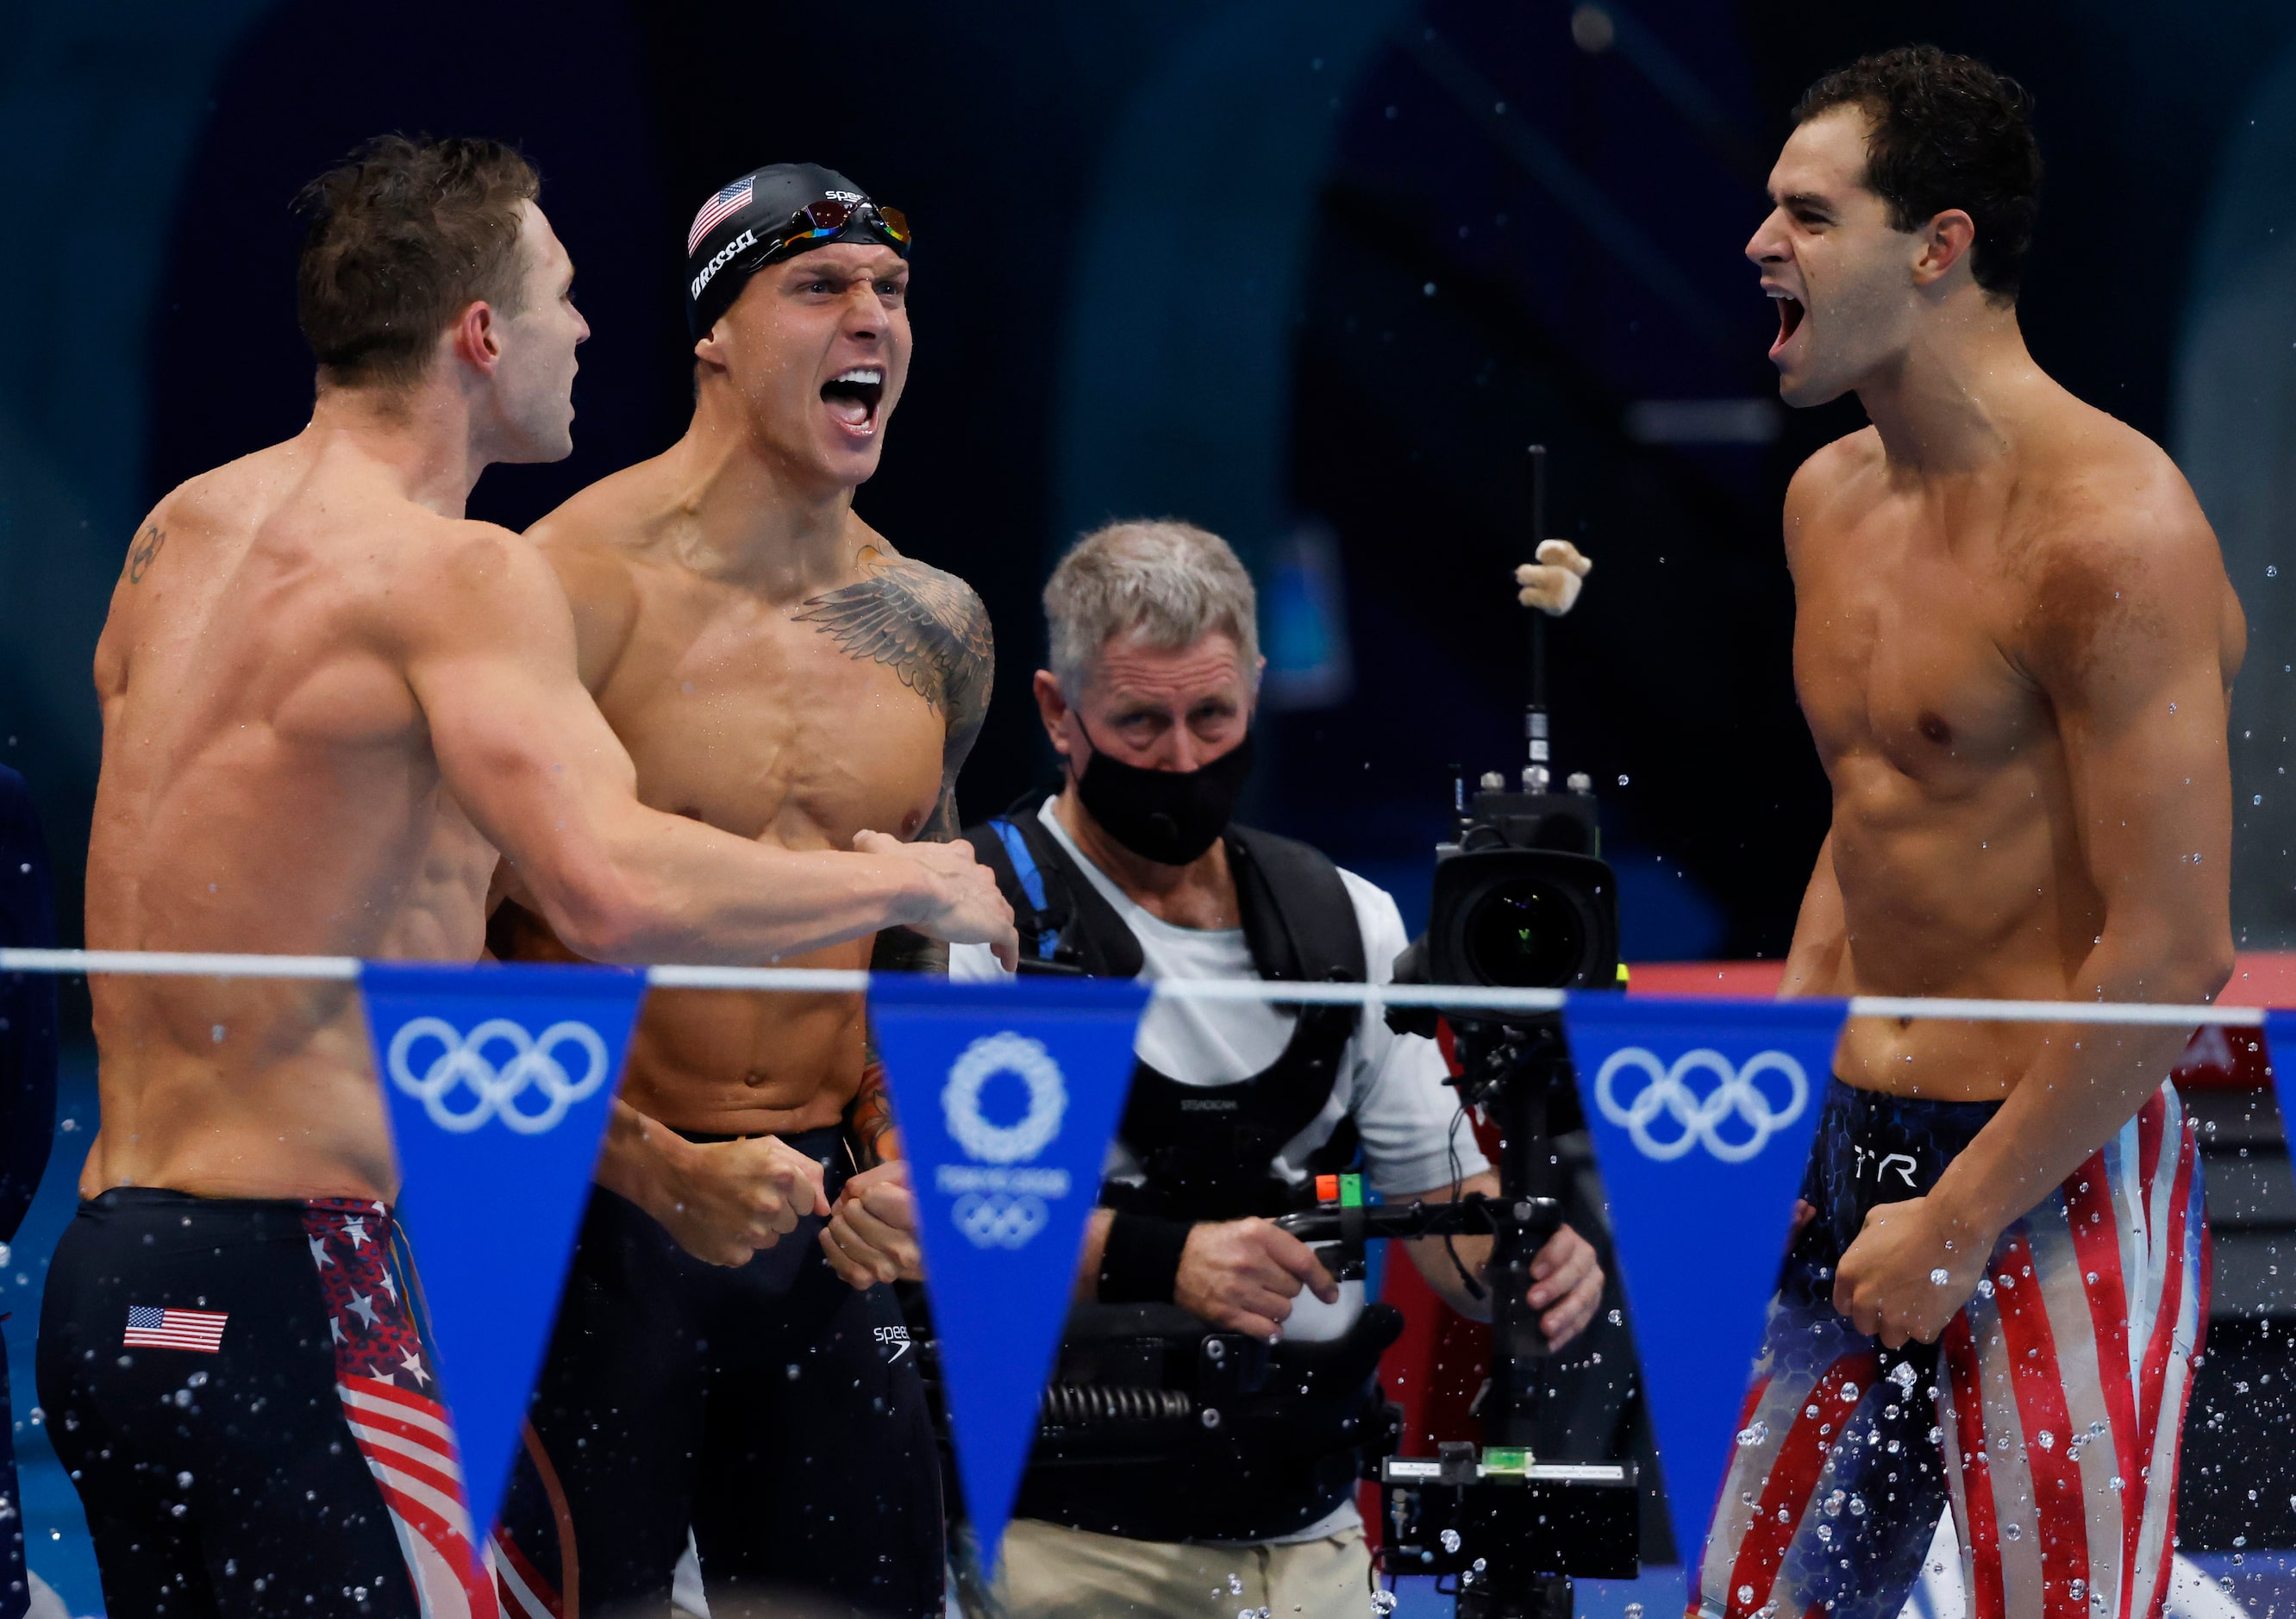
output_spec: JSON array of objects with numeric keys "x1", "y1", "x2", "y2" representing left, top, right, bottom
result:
[
  {"x1": 791, "y1": 198, "x2": 855, "y2": 239},
  {"x1": 788, "y1": 199, "x2": 909, "y2": 247}
]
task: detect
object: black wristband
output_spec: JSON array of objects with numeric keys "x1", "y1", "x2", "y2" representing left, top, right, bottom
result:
[{"x1": 1097, "y1": 1211, "x2": 1192, "y2": 1304}]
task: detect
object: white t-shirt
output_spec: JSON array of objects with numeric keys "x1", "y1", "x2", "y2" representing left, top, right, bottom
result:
[{"x1": 951, "y1": 801, "x2": 1490, "y2": 1543}]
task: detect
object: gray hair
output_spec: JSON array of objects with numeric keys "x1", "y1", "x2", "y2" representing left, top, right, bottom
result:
[{"x1": 1042, "y1": 519, "x2": 1261, "y2": 697}]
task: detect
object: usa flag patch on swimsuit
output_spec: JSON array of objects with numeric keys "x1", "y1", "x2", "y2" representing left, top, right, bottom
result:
[{"x1": 122, "y1": 1305, "x2": 228, "y2": 1352}]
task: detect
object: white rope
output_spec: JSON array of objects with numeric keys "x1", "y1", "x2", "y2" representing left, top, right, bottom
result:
[{"x1": 0, "y1": 947, "x2": 2271, "y2": 1026}]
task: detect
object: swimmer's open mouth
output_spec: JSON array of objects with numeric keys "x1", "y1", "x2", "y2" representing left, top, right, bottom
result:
[
  {"x1": 1769, "y1": 291, "x2": 1806, "y2": 355},
  {"x1": 822, "y1": 367, "x2": 885, "y2": 434}
]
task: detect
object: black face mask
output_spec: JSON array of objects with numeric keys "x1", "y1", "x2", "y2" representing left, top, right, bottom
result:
[{"x1": 1074, "y1": 722, "x2": 1255, "y2": 866}]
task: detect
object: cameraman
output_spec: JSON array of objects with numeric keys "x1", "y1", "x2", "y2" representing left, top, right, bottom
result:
[{"x1": 857, "y1": 519, "x2": 1600, "y2": 1618}]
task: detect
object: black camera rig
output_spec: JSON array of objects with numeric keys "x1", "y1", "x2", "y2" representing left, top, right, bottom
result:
[{"x1": 1354, "y1": 445, "x2": 1638, "y2": 1617}]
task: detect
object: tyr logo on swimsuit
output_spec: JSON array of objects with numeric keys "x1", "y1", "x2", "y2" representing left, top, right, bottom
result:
[{"x1": 937, "y1": 1031, "x2": 1073, "y2": 1249}]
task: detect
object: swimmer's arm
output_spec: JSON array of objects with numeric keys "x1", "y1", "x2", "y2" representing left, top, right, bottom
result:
[
  {"x1": 1777, "y1": 833, "x2": 1852, "y2": 998},
  {"x1": 404, "y1": 528, "x2": 1015, "y2": 966},
  {"x1": 1930, "y1": 506, "x2": 2237, "y2": 1244}
]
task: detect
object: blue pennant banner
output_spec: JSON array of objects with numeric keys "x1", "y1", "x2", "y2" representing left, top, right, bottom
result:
[
  {"x1": 1559, "y1": 992, "x2": 1847, "y2": 1566},
  {"x1": 869, "y1": 974, "x2": 1151, "y2": 1567},
  {"x1": 360, "y1": 960, "x2": 648, "y2": 1571}
]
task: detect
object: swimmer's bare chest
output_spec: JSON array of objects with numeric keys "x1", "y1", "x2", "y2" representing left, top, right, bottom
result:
[
  {"x1": 1792, "y1": 464, "x2": 2095, "y2": 1095},
  {"x1": 580, "y1": 555, "x2": 956, "y2": 1132}
]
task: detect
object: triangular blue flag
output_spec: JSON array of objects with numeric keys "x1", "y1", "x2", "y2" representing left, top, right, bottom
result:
[
  {"x1": 360, "y1": 960, "x2": 647, "y2": 1570},
  {"x1": 1559, "y1": 992, "x2": 1846, "y2": 1567},
  {"x1": 869, "y1": 974, "x2": 1150, "y2": 1567}
]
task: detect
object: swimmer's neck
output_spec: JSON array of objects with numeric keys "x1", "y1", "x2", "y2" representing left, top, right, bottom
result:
[
  {"x1": 1850, "y1": 298, "x2": 2052, "y2": 478},
  {"x1": 303, "y1": 379, "x2": 502, "y2": 516},
  {"x1": 656, "y1": 381, "x2": 860, "y2": 592}
]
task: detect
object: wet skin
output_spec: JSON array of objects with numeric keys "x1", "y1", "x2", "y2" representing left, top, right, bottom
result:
[
  {"x1": 493, "y1": 242, "x2": 1002, "y2": 1266},
  {"x1": 1751, "y1": 108, "x2": 2245, "y2": 1344},
  {"x1": 81, "y1": 209, "x2": 1005, "y2": 1206}
]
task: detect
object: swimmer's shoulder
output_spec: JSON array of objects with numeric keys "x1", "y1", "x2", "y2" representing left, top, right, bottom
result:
[
  {"x1": 1780, "y1": 425, "x2": 1884, "y2": 564},
  {"x1": 525, "y1": 464, "x2": 666, "y2": 691},
  {"x1": 2011, "y1": 401, "x2": 2219, "y2": 578},
  {"x1": 842, "y1": 515, "x2": 992, "y2": 627},
  {"x1": 2003, "y1": 398, "x2": 2236, "y2": 680},
  {"x1": 829, "y1": 516, "x2": 995, "y2": 735}
]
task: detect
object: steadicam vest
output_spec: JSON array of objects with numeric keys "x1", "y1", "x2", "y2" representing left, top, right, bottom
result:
[
  {"x1": 963, "y1": 809, "x2": 1367, "y2": 1217},
  {"x1": 960, "y1": 806, "x2": 1398, "y2": 1541}
]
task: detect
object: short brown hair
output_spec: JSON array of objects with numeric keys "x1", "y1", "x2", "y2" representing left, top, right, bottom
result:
[
  {"x1": 1795, "y1": 46, "x2": 2041, "y2": 303},
  {"x1": 293, "y1": 134, "x2": 541, "y2": 389}
]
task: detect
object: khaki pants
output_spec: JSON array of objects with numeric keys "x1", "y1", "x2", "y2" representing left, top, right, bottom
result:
[{"x1": 988, "y1": 1516, "x2": 1373, "y2": 1619}]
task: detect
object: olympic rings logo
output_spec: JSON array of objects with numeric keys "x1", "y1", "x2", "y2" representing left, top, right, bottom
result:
[
  {"x1": 952, "y1": 1192, "x2": 1049, "y2": 1249},
  {"x1": 942, "y1": 1032, "x2": 1067, "y2": 1164},
  {"x1": 1592, "y1": 1047, "x2": 1809, "y2": 1163},
  {"x1": 385, "y1": 1016, "x2": 610, "y2": 1135}
]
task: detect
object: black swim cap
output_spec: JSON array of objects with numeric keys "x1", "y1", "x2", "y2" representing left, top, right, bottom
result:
[{"x1": 682, "y1": 162, "x2": 910, "y2": 340}]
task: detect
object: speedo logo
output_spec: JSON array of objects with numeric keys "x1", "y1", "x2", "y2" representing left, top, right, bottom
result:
[
  {"x1": 1179, "y1": 1097, "x2": 1238, "y2": 1113},
  {"x1": 824, "y1": 190, "x2": 863, "y2": 203},
  {"x1": 689, "y1": 228, "x2": 758, "y2": 299}
]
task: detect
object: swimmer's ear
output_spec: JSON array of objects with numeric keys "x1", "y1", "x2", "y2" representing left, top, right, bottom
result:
[
  {"x1": 447, "y1": 297, "x2": 506, "y2": 376},
  {"x1": 1911, "y1": 208, "x2": 1978, "y2": 291},
  {"x1": 692, "y1": 316, "x2": 738, "y2": 377}
]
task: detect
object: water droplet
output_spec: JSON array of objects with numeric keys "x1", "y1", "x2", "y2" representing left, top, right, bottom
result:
[
  {"x1": 1976, "y1": 1278, "x2": 1995, "y2": 1298},
  {"x1": 1736, "y1": 1420, "x2": 1770, "y2": 1447},
  {"x1": 2109, "y1": 1476, "x2": 2125, "y2": 1492},
  {"x1": 1849, "y1": 1495, "x2": 1867, "y2": 1517},
  {"x1": 1930, "y1": 1267, "x2": 1950, "y2": 1285},
  {"x1": 1608, "y1": 1309, "x2": 1623, "y2": 1326},
  {"x1": 1738, "y1": 1589, "x2": 1756, "y2": 1605},
  {"x1": 2037, "y1": 1430, "x2": 2055, "y2": 1450},
  {"x1": 1840, "y1": 1383, "x2": 1861, "y2": 1403},
  {"x1": 1230, "y1": 1575, "x2": 1244, "y2": 1597},
  {"x1": 1441, "y1": 1528, "x2": 1461, "y2": 1553},
  {"x1": 2005, "y1": 1522, "x2": 2022, "y2": 1541},
  {"x1": 1372, "y1": 1594, "x2": 1398, "y2": 1616}
]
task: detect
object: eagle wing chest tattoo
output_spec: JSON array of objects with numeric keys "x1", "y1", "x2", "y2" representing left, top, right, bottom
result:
[{"x1": 792, "y1": 553, "x2": 994, "y2": 740}]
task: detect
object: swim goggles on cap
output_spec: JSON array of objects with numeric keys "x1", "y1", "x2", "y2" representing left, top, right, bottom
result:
[{"x1": 771, "y1": 196, "x2": 911, "y2": 257}]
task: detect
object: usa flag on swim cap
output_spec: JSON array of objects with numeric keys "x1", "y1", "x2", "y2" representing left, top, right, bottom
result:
[{"x1": 687, "y1": 178, "x2": 754, "y2": 254}]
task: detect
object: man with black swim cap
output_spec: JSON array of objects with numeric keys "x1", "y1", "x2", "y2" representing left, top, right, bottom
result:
[
  {"x1": 489, "y1": 161, "x2": 974, "y2": 1616},
  {"x1": 683, "y1": 161, "x2": 911, "y2": 342}
]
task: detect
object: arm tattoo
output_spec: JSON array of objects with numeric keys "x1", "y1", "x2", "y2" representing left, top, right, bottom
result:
[
  {"x1": 849, "y1": 1031, "x2": 898, "y2": 1166},
  {"x1": 796, "y1": 546, "x2": 995, "y2": 844},
  {"x1": 128, "y1": 524, "x2": 166, "y2": 584}
]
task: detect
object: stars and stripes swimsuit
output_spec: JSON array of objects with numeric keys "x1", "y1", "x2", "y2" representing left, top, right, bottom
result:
[
  {"x1": 1689, "y1": 1078, "x2": 2206, "y2": 1619},
  {"x1": 37, "y1": 1190, "x2": 498, "y2": 1617}
]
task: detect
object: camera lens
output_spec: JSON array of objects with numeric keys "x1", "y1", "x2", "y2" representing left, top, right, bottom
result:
[{"x1": 1462, "y1": 878, "x2": 1588, "y2": 988}]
